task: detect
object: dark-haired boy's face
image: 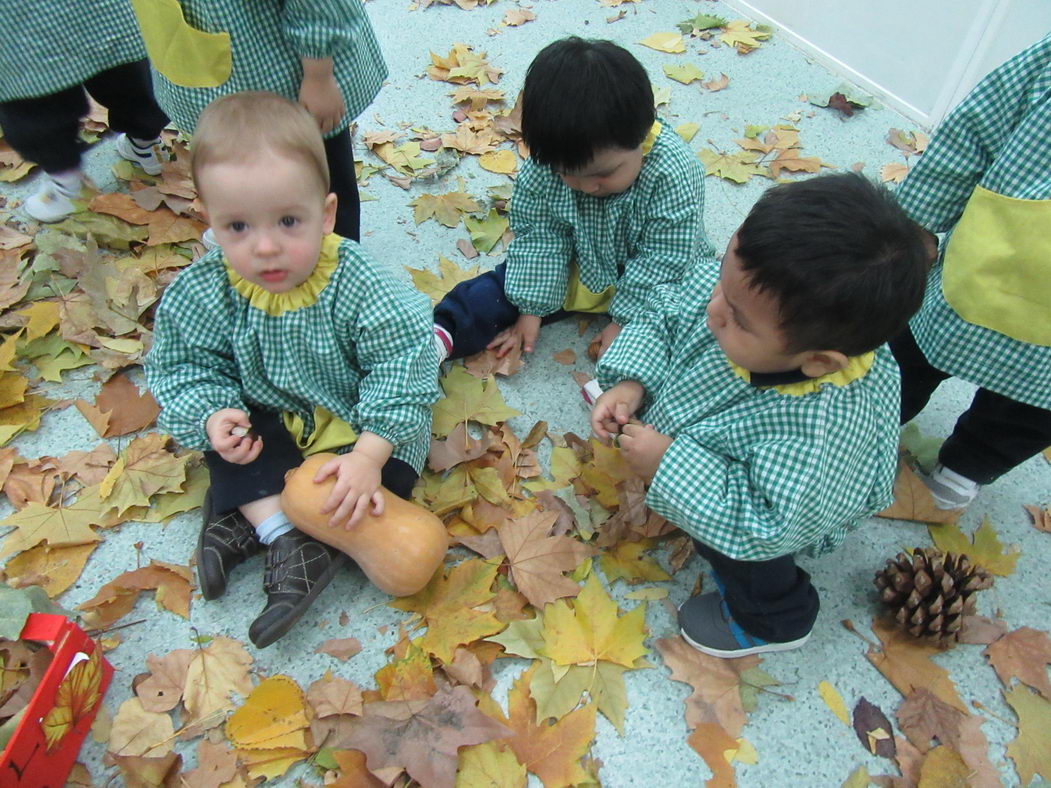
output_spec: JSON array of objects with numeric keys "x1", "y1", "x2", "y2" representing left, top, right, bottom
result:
[
  {"x1": 706, "y1": 234, "x2": 811, "y2": 373},
  {"x1": 555, "y1": 146, "x2": 643, "y2": 197}
]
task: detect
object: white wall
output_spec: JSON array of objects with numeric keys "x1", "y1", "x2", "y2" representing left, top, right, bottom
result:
[{"x1": 723, "y1": 0, "x2": 1051, "y2": 127}]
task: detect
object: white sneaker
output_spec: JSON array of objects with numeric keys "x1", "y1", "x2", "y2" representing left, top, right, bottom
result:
[
  {"x1": 23, "y1": 174, "x2": 83, "y2": 222},
  {"x1": 115, "y1": 133, "x2": 163, "y2": 175},
  {"x1": 201, "y1": 227, "x2": 219, "y2": 251},
  {"x1": 922, "y1": 464, "x2": 980, "y2": 510}
]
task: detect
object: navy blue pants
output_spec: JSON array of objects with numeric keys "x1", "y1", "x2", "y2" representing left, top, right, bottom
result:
[
  {"x1": 693, "y1": 539, "x2": 819, "y2": 642},
  {"x1": 433, "y1": 263, "x2": 571, "y2": 359},
  {"x1": 0, "y1": 59, "x2": 168, "y2": 174},
  {"x1": 890, "y1": 328, "x2": 1051, "y2": 484},
  {"x1": 204, "y1": 407, "x2": 417, "y2": 513}
]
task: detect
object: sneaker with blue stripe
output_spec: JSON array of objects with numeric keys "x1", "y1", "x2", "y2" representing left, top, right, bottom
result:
[{"x1": 678, "y1": 591, "x2": 811, "y2": 658}]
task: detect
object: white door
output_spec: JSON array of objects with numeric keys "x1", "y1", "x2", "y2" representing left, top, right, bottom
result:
[{"x1": 724, "y1": 0, "x2": 1051, "y2": 127}]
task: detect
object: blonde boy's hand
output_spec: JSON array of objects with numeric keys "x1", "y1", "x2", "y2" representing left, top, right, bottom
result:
[
  {"x1": 594, "y1": 321, "x2": 623, "y2": 357},
  {"x1": 314, "y1": 451, "x2": 383, "y2": 529},
  {"x1": 590, "y1": 380, "x2": 645, "y2": 442},
  {"x1": 488, "y1": 313, "x2": 542, "y2": 357},
  {"x1": 618, "y1": 422, "x2": 671, "y2": 481},
  {"x1": 299, "y1": 57, "x2": 346, "y2": 134},
  {"x1": 206, "y1": 408, "x2": 263, "y2": 465}
]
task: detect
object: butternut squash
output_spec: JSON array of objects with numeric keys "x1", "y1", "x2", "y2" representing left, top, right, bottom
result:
[{"x1": 280, "y1": 453, "x2": 448, "y2": 596}]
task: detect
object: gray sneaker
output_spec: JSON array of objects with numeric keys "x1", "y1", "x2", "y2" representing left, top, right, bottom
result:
[{"x1": 678, "y1": 592, "x2": 811, "y2": 658}]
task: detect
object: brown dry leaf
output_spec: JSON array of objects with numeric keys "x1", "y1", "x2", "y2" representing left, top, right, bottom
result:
[
  {"x1": 427, "y1": 43, "x2": 504, "y2": 86},
  {"x1": 865, "y1": 617, "x2": 967, "y2": 712},
  {"x1": 768, "y1": 148, "x2": 831, "y2": 177},
  {"x1": 552, "y1": 349, "x2": 576, "y2": 365},
  {"x1": 852, "y1": 697, "x2": 896, "y2": 758},
  {"x1": 89, "y1": 193, "x2": 153, "y2": 225},
  {"x1": 98, "y1": 433, "x2": 192, "y2": 516},
  {"x1": 108, "y1": 697, "x2": 174, "y2": 757},
  {"x1": 497, "y1": 510, "x2": 595, "y2": 607},
  {"x1": 77, "y1": 559, "x2": 193, "y2": 627},
  {"x1": 328, "y1": 749, "x2": 386, "y2": 787},
  {"x1": 703, "y1": 73, "x2": 730, "y2": 91},
  {"x1": 1024, "y1": 504, "x2": 1051, "y2": 533},
  {"x1": 0, "y1": 498, "x2": 103, "y2": 559},
  {"x1": 75, "y1": 373, "x2": 160, "y2": 437},
  {"x1": 136, "y1": 648, "x2": 194, "y2": 712},
  {"x1": 463, "y1": 345, "x2": 524, "y2": 378},
  {"x1": 983, "y1": 626, "x2": 1051, "y2": 700},
  {"x1": 880, "y1": 162, "x2": 909, "y2": 183},
  {"x1": 109, "y1": 751, "x2": 183, "y2": 787},
  {"x1": 179, "y1": 739, "x2": 240, "y2": 788},
  {"x1": 307, "y1": 671, "x2": 364, "y2": 718},
  {"x1": 3, "y1": 542, "x2": 98, "y2": 597},
  {"x1": 428, "y1": 422, "x2": 494, "y2": 472},
  {"x1": 656, "y1": 636, "x2": 756, "y2": 736},
  {"x1": 916, "y1": 746, "x2": 972, "y2": 786},
  {"x1": 182, "y1": 636, "x2": 254, "y2": 731},
  {"x1": 503, "y1": 7, "x2": 535, "y2": 25},
  {"x1": 450, "y1": 86, "x2": 506, "y2": 111},
  {"x1": 337, "y1": 684, "x2": 511, "y2": 788},
  {"x1": 876, "y1": 460, "x2": 961, "y2": 524},
  {"x1": 687, "y1": 722, "x2": 739, "y2": 787},
  {"x1": 956, "y1": 614, "x2": 1008, "y2": 645},
  {"x1": 315, "y1": 637, "x2": 363, "y2": 662}
]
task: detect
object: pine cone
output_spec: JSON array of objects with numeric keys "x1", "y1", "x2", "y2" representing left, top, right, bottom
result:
[{"x1": 873, "y1": 547, "x2": 993, "y2": 645}]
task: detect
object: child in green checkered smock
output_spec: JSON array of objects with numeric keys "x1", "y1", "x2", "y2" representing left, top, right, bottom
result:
[
  {"x1": 433, "y1": 37, "x2": 713, "y2": 374},
  {"x1": 0, "y1": 0, "x2": 169, "y2": 222},
  {"x1": 889, "y1": 34, "x2": 1051, "y2": 510},
  {"x1": 128, "y1": 0, "x2": 387, "y2": 241},
  {"x1": 145, "y1": 94, "x2": 439, "y2": 649},
  {"x1": 592, "y1": 174, "x2": 929, "y2": 658}
]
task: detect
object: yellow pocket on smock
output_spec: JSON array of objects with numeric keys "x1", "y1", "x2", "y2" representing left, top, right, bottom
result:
[
  {"x1": 562, "y1": 262, "x2": 614, "y2": 314},
  {"x1": 941, "y1": 185, "x2": 1051, "y2": 346},
  {"x1": 283, "y1": 406, "x2": 359, "y2": 456},
  {"x1": 130, "y1": 0, "x2": 232, "y2": 88}
]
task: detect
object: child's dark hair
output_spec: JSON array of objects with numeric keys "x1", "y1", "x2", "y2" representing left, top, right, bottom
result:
[
  {"x1": 521, "y1": 37, "x2": 655, "y2": 172},
  {"x1": 736, "y1": 173, "x2": 929, "y2": 357}
]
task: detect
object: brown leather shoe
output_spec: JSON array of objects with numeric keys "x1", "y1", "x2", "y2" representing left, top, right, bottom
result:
[{"x1": 196, "y1": 489, "x2": 261, "y2": 600}]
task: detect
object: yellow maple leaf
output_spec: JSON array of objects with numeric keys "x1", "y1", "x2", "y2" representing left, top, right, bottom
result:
[
  {"x1": 639, "y1": 32, "x2": 686, "y2": 54},
  {"x1": 599, "y1": 538, "x2": 671, "y2": 584},
  {"x1": 697, "y1": 148, "x2": 766, "y2": 184},
  {"x1": 3, "y1": 542, "x2": 98, "y2": 597},
  {"x1": 17, "y1": 301, "x2": 61, "y2": 341},
  {"x1": 431, "y1": 365, "x2": 521, "y2": 438},
  {"x1": 1004, "y1": 684, "x2": 1051, "y2": 785},
  {"x1": 390, "y1": 557, "x2": 503, "y2": 663},
  {"x1": 479, "y1": 149, "x2": 517, "y2": 174},
  {"x1": 42, "y1": 648, "x2": 105, "y2": 751},
  {"x1": 541, "y1": 573, "x2": 648, "y2": 668},
  {"x1": 407, "y1": 256, "x2": 480, "y2": 305},
  {"x1": 719, "y1": 20, "x2": 771, "y2": 53},
  {"x1": 464, "y1": 208, "x2": 510, "y2": 254},
  {"x1": 928, "y1": 516, "x2": 1020, "y2": 576},
  {"x1": 663, "y1": 63, "x2": 704, "y2": 84},
  {"x1": 98, "y1": 433, "x2": 192, "y2": 516},
  {"x1": 0, "y1": 499, "x2": 103, "y2": 559},
  {"x1": 375, "y1": 641, "x2": 436, "y2": 701},
  {"x1": 409, "y1": 184, "x2": 480, "y2": 228},
  {"x1": 0, "y1": 371, "x2": 27, "y2": 410},
  {"x1": 371, "y1": 140, "x2": 434, "y2": 176},
  {"x1": 428, "y1": 43, "x2": 503, "y2": 86},
  {"x1": 675, "y1": 123, "x2": 700, "y2": 142}
]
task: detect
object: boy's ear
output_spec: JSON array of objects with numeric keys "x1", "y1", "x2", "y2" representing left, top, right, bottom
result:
[
  {"x1": 322, "y1": 193, "x2": 338, "y2": 235},
  {"x1": 800, "y1": 350, "x2": 849, "y2": 378}
]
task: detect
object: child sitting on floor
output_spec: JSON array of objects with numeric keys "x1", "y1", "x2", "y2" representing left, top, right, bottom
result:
[
  {"x1": 145, "y1": 92, "x2": 439, "y2": 649},
  {"x1": 591, "y1": 173, "x2": 928, "y2": 658},
  {"x1": 433, "y1": 36, "x2": 713, "y2": 381}
]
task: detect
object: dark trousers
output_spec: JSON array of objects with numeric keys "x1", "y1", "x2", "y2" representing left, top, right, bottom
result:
[
  {"x1": 890, "y1": 328, "x2": 1051, "y2": 484},
  {"x1": 433, "y1": 262, "x2": 571, "y2": 358},
  {"x1": 0, "y1": 59, "x2": 168, "y2": 174},
  {"x1": 323, "y1": 128, "x2": 361, "y2": 242},
  {"x1": 693, "y1": 540, "x2": 819, "y2": 642},
  {"x1": 203, "y1": 407, "x2": 417, "y2": 513}
]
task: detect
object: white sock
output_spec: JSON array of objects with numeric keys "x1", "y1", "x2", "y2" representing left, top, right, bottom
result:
[
  {"x1": 255, "y1": 511, "x2": 295, "y2": 545},
  {"x1": 433, "y1": 324, "x2": 453, "y2": 363}
]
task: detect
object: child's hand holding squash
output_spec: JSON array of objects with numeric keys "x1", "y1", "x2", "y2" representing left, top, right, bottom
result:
[{"x1": 313, "y1": 432, "x2": 395, "y2": 529}]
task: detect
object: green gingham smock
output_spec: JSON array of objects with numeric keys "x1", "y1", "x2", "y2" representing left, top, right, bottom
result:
[
  {"x1": 895, "y1": 33, "x2": 1051, "y2": 410},
  {"x1": 596, "y1": 264, "x2": 901, "y2": 561},
  {"x1": 145, "y1": 237, "x2": 439, "y2": 472},
  {"x1": 144, "y1": 0, "x2": 387, "y2": 136},
  {"x1": 0, "y1": 0, "x2": 146, "y2": 101},
  {"x1": 504, "y1": 123, "x2": 713, "y2": 325}
]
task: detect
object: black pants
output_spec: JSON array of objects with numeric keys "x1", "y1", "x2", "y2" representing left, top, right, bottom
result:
[
  {"x1": 890, "y1": 328, "x2": 1051, "y2": 484},
  {"x1": 693, "y1": 540, "x2": 819, "y2": 642},
  {"x1": 433, "y1": 262, "x2": 572, "y2": 358},
  {"x1": 0, "y1": 59, "x2": 168, "y2": 174},
  {"x1": 203, "y1": 407, "x2": 417, "y2": 513},
  {"x1": 323, "y1": 128, "x2": 361, "y2": 242}
]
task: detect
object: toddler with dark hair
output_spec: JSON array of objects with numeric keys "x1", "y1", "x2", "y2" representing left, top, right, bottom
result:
[
  {"x1": 591, "y1": 173, "x2": 929, "y2": 658},
  {"x1": 433, "y1": 36, "x2": 713, "y2": 373}
]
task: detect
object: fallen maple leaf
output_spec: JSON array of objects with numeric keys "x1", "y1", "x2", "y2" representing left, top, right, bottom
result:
[
  {"x1": 503, "y1": 7, "x2": 535, "y2": 25},
  {"x1": 864, "y1": 617, "x2": 967, "y2": 712},
  {"x1": 639, "y1": 32, "x2": 686, "y2": 54},
  {"x1": 656, "y1": 636, "x2": 757, "y2": 736},
  {"x1": 876, "y1": 460, "x2": 961, "y2": 524},
  {"x1": 409, "y1": 184, "x2": 481, "y2": 228},
  {"x1": 541, "y1": 573, "x2": 648, "y2": 668},
  {"x1": 880, "y1": 162, "x2": 910, "y2": 183},
  {"x1": 1024, "y1": 503, "x2": 1051, "y2": 533},
  {"x1": 928, "y1": 516, "x2": 1019, "y2": 576},
  {"x1": 984, "y1": 626, "x2": 1051, "y2": 700},
  {"x1": 407, "y1": 256, "x2": 480, "y2": 305},
  {"x1": 182, "y1": 636, "x2": 254, "y2": 731},
  {"x1": 136, "y1": 648, "x2": 193, "y2": 713},
  {"x1": 1003, "y1": 683, "x2": 1051, "y2": 785},
  {"x1": 428, "y1": 43, "x2": 503, "y2": 86},
  {"x1": 697, "y1": 148, "x2": 765, "y2": 184},
  {"x1": 478, "y1": 149, "x2": 517, "y2": 174},
  {"x1": 315, "y1": 637, "x2": 363, "y2": 662},
  {"x1": 339, "y1": 684, "x2": 511, "y2": 788},
  {"x1": 687, "y1": 721, "x2": 739, "y2": 786},
  {"x1": 75, "y1": 372, "x2": 160, "y2": 437},
  {"x1": 719, "y1": 19, "x2": 771, "y2": 53},
  {"x1": 497, "y1": 510, "x2": 595, "y2": 607},
  {"x1": 77, "y1": 559, "x2": 193, "y2": 628},
  {"x1": 432, "y1": 365, "x2": 521, "y2": 438},
  {"x1": 98, "y1": 433, "x2": 193, "y2": 516},
  {"x1": 895, "y1": 687, "x2": 967, "y2": 753}
]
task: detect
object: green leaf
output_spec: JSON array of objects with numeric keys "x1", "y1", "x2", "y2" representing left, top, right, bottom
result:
[
  {"x1": 738, "y1": 665, "x2": 780, "y2": 712},
  {"x1": 463, "y1": 208, "x2": 509, "y2": 254},
  {"x1": 663, "y1": 63, "x2": 704, "y2": 85},
  {"x1": 0, "y1": 582, "x2": 71, "y2": 639},
  {"x1": 676, "y1": 13, "x2": 728, "y2": 34},
  {"x1": 486, "y1": 617, "x2": 545, "y2": 659}
]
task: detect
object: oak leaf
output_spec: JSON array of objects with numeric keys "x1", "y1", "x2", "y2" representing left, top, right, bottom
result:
[
  {"x1": 498, "y1": 510, "x2": 595, "y2": 607},
  {"x1": 339, "y1": 684, "x2": 512, "y2": 788},
  {"x1": 983, "y1": 626, "x2": 1051, "y2": 699}
]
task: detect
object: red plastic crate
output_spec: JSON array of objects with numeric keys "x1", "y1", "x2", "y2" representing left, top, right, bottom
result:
[{"x1": 0, "y1": 613, "x2": 113, "y2": 787}]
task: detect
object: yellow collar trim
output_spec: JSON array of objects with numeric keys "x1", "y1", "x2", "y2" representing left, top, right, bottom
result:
[
  {"x1": 640, "y1": 121, "x2": 662, "y2": 156},
  {"x1": 728, "y1": 351, "x2": 876, "y2": 396},
  {"x1": 226, "y1": 233, "x2": 342, "y2": 316}
]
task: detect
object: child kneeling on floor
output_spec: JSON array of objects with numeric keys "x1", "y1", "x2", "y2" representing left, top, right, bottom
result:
[
  {"x1": 591, "y1": 173, "x2": 929, "y2": 658},
  {"x1": 145, "y1": 92, "x2": 439, "y2": 649}
]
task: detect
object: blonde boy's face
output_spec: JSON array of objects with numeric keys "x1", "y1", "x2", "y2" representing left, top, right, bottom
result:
[
  {"x1": 198, "y1": 152, "x2": 336, "y2": 293},
  {"x1": 556, "y1": 145, "x2": 644, "y2": 197},
  {"x1": 706, "y1": 233, "x2": 812, "y2": 374}
]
